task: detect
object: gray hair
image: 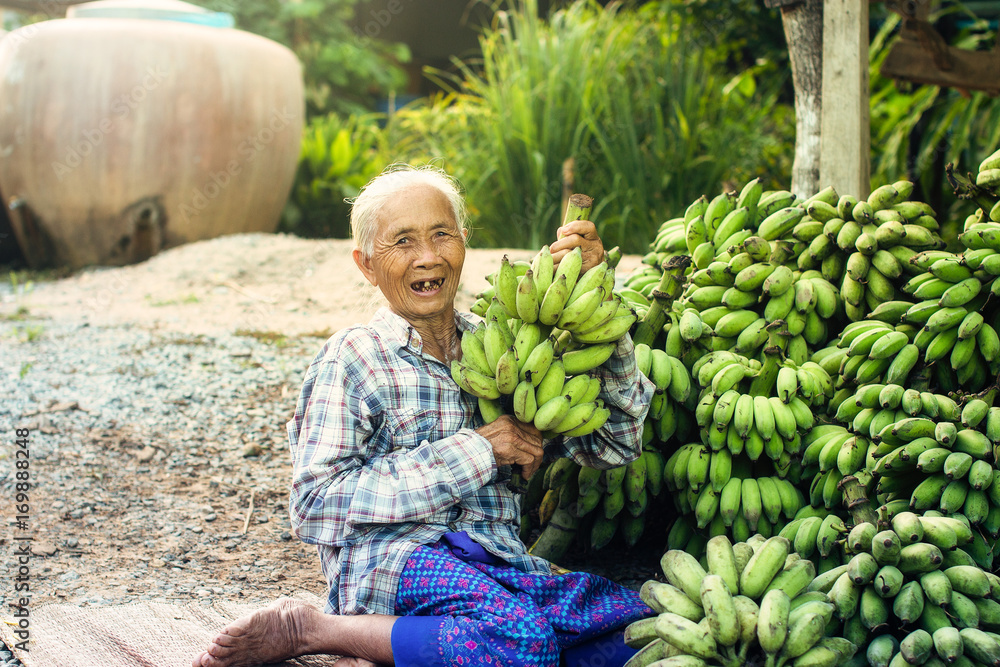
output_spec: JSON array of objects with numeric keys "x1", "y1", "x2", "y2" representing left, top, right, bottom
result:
[{"x1": 349, "y1": 164, "x2": 469, "y2": 258}]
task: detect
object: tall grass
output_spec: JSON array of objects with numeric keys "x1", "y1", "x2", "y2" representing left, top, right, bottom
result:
[
  {"x1": 418, "y1": 0, "x2": 793, "y2": 253},
  {"x1": 280, "y1": 1, "x2": 794, "y2": 252},
  {"x1": 432, "y1": 0, "x2": 638, "y2": 249},
  {"x1": 579, "y1": 4, "x2": 792, "y2": 250}
]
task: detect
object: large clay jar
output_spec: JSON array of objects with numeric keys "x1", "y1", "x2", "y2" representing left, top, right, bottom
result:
[{"x1": 0, "y1": 0, "x2": 304, "y2": 268}]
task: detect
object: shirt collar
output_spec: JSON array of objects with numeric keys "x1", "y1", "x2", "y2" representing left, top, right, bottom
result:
[{"x1": 370, "y1": 307, "x2": 477, "y2": 358}]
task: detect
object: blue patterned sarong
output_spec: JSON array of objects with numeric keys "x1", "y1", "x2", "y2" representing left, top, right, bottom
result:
[{"x1": 390, "y1": 533, "x2": 652, "y2": 667}]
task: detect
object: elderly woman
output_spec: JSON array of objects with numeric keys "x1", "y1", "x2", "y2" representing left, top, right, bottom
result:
[{"x1": 193, "y1": 165, "x2": 655, "y2": 667}]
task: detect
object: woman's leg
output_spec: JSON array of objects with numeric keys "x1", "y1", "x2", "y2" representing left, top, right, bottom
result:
[
  {"x1": 191, "y1": 598, "x2": 397, "y2": 667},
  {"x1": 392, "y1": 544, "x2": 562, "y2": 667},
  {"x1": 466, "y1": 563, "x2": 654, "y2": 666}
]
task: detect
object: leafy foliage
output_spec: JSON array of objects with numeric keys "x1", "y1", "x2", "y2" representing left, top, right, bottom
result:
[
  {"x1": 199, "y1": 0, "x2": 410, "y2": 117},
  {"x1": 280, "y1": 113, "x2": 389, "y2": 239},
  {"x1": 423, "y1": 0, "x2": 794, "y2": 253},
  {"x1": 869, "y1": 8, "x2": 1000, "y2": 241},
  {"x1": 278, "y1": 1, "x2": 794, "y2": 252}
]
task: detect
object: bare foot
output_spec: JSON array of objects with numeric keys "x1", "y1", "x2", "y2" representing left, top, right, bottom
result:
[{"x1": 191, "y1": 599, "x2": 327, "y2": 667}]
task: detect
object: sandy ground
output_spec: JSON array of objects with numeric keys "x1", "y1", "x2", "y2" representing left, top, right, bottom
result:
[{"x1": 8, "y1": 232, "x2": 643, "y2": 336}]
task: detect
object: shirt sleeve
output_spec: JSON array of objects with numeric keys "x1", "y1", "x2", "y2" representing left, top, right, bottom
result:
[
  {"x1": 287, "y1": 331, "x2": 497, "y2": 547},
  {"x1": 545, "y1": 332, "x2": 655, "y2": 469}
]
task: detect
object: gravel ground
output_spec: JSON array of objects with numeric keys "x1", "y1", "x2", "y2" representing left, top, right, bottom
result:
[
  {"x1": 0, "y1": 234, "x2": 658, "y2": 666},
  {"x1": 0, "y1": 316, "x2": 332, "y2": 666}
]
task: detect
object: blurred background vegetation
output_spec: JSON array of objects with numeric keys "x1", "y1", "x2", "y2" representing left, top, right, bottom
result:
[{"x1": 150, "y1": 0, "x2": 1000, "y2": 253}]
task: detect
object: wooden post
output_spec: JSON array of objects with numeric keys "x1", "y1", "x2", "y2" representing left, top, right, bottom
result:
[
  {"x1": 776, "y1": 0, "x2": 824, "y2": 199},
  {"x1": 819, "y1": 0, "x2": 871, "y2": 199}
]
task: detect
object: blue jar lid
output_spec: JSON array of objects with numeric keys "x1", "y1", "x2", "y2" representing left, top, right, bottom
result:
[{"x1": 67, "y1": 0, "x2": 235, "y2": 28}]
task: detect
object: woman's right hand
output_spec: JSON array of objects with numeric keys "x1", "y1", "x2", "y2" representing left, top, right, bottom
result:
[{"x1": 476, "y1": 415, "x2": 544, "y2": 479}]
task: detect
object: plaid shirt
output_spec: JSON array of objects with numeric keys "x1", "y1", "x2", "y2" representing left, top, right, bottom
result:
[{"x1": 286, "y1": 307, "x2": 654, "y2": 616}]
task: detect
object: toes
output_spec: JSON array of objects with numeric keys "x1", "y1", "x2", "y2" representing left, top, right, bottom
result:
[
  {"x1": 191, "y1": 651, "x2": 220, "y2": 667},
  {"x1": 207, "y1": 642, "x2": 238, "y2": 659},
  {"x1": 213, "y1": 632, "x2": 240, "y2": 647}
]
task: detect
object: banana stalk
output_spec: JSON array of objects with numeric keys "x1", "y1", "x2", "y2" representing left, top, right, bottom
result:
[
  {"x1": 562, "y1": 193, "x2": 594, "y2": 227},
  {"x1": 841, "y1": 476, "x2": 878, "y2": 526},
  {"x1": 528, "y1": 507, "x2": 580, "y2": 562},
  {"x1": 633, "y1": 255, "x2": 691, "y2": 347},
  {"x1": 946, "y1": 163, "x2": 998, "y2": 217}
]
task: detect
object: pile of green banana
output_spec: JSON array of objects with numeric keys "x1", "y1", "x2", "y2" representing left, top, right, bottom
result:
[
  {"x1": 647, "y1": 178, "x2": 827, "y2": 267},
  {"x1": 454, "y1": 244, "x2": 637, "y2": 438},
  {"x1": 808, "y1": 212, "x2": 1000, "y2": 396},
  {"x1": 623, "y1": 534, "x2": 858, "y2": 667},
  {"x1": 676, "y1": 238, "x2": 843, "y2": 366},
  {"x1": 655, "y1": 315, "x2": 840, "y2": 544},
  {"x1": 692, "y1": 348, "x2": 832, "y2": 463},
  {"x1": 799, "y1": 181, "x2": 945, "y2": 322},
  {"x1": 459, "y1": 226, "x2": 678, "y2": 561},
  {"x1": 812, "y1": 320, "x2": 926, "y2": 391},
  {"x1": 523, "y1": 447, "x2": 666, "y2": 551},
  {"x1": 817, "y1": 513, "x2": 1000, "y2": 667},
  {"x1": 833, "y1": 387, "x2": 1000, "y2": 564}
]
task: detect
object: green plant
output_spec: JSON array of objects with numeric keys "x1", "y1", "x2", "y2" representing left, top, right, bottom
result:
[
  {"x1": 17, "y1": 324, "x2": 44, "y2": 342},
  {"x1": 198, "y1": 0, "x2": 410, "y2": 117},
  {"x1": 420, "y1": 0, "x2": 793, "y2": 253},
  {"x1": 578, "y1": 5, "x2": 793, "y2": 251},
  {"x1": 869, "y1": 8, "x2": 1000, "y2": 242},
  {"x1": 279, "y1": 1, "x2": 795, "y2": 251},
  {"x1": 280, "y1": 113, "x2": 390, "y2": 239},
  {"x1": 8, "y1": 270, "x2": 34, "y2": 297},
  {"x1": 431, "y1": 0, "x2": 634, "y2": 249}
]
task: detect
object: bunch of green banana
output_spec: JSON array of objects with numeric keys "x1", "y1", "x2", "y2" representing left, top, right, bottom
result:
[
  {"x1": 899, "y1": 255, "x2": 995, "y2": 391},
  {"x1": 454, "y1": 245, "x2": 639, "y2": 440},
  {"x1": 582, "y1": 448, "x2": 666, "y2": 550},
  {"x1": 836, "y1": 387, "x2": 1000, "y2": 557},
  {"x1": 776, "y1": 508, "x2": 850, "y2": 566},
  {"x1": 526, "y1": 435, "x2": 668, "y2": 556},
  {"x1": 620, "y1": 265, "x2": 662, "y2": 319},
  {"x1": 975, "y1": 147, "x2": 1000, "y2": 205},
  {"x1": 662, "y1": 442, "x2": 809, "y2": 542},
  {"x1": 660, "y1": 317, "x2": 839, "y2": 547},
  {"x1": 795, "y1": 423, "x2": 868, "y2": 511},
  {"x1": 635, "y1": 341, "x2": 695, "y2": 444},
  {"x1": 648, "y1": 179, "x2": 825, "y2": 260},
  {"x1": 818, "y1": 514, "x2": 1000, "y2": 667},
  {"x1": 792, "y1": 180, "x2": 946, "y2": 322},
  {"x1": 623, "y1": 535, "x2": 857, "y2": 667},
  {"x1": 822, "y1": 320, "x2": 921, "y2": 390},
  {"x1": 678, "y1": 237, "x2": 837, "y2": 362},
  {"x1": 816, "y1": 294, "x2": 999, "y2": 397},
  {"x1": 692, "y1": 328, "x2": 832, "y2": 461}
]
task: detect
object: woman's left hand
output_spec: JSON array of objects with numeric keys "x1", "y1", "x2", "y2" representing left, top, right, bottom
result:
[{"x1": 551, "y1": 220, "x2": 604, "y2": 274}]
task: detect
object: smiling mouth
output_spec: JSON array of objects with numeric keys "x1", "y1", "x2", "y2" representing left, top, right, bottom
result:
[{"x1": 412, "y1": 278, "x2": 444, "y2": 292}]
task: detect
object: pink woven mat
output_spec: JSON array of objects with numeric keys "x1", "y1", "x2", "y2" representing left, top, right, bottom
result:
[{"x1": 0, "y1": 591, "x2": 344, "y2": 667}]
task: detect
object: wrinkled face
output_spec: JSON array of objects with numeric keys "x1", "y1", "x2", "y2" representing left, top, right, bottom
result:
[{"x1": 354, "y1": 184, "x2": 466, "y2": 324}]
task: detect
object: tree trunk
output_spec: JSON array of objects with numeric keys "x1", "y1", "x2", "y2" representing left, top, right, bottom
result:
[{"x1": 782, "y1": 0, "x2": 824, "y2": 199}]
